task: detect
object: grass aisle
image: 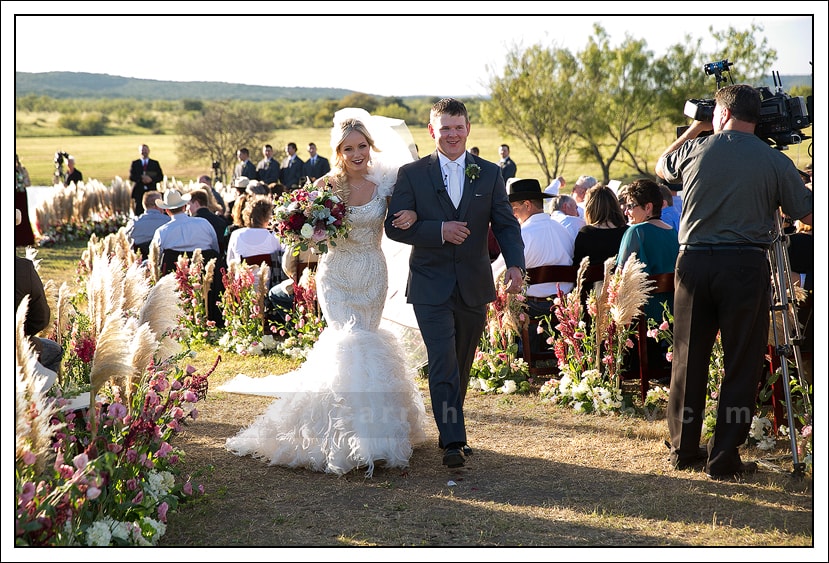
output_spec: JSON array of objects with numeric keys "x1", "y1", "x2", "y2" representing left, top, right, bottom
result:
[{"x1": 161, "y1": 349, "x2": 813, "y2": 547}]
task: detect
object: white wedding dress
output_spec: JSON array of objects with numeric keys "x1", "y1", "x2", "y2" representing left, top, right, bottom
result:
[{"x1": 220, "y1": 169, "x2": 427, "y2": 477}]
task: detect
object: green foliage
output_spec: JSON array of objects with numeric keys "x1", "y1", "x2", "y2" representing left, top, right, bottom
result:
[
  {"x1": 132, "y1": 114, "x2": 158, "y2": 130},
  {"x1": 469, "y1": 274, "x2": 531, "y2": 395},
  {"x1": 76, "y1": 113, "x2": 108, "y2": 136}
]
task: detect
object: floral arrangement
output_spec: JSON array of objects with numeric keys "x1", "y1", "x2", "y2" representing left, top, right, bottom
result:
[
  {"x1": 465, "y1": 163, "x2": 481, "y2": 181},
  {"x1": 37, "y1": 213, "x2": 130, "y2": 247},
  {"x1": 273, "y1": 182, "x2": 348, "y2": 255},
  {"x1": 15, "y1": 351, "x2": 212, "y2": 546},
  {"x1": 469, "y1": 270, "x2": 531, "y2": 394},
  {"x1": 14, "y1": 234, "x2": 216, "y2": 545},
  {"x1": 537, "y1": 256, "x2": 650, "y2": 413},
  {"x1": 171, "y1": 250, "x2": 218, "y2": 345},
  {"x1": 539, "y1": 369, "x2": 623, "y2": 414},
  {"x1": 646, "y1": 301, "x2": 674, "y2": 363},
  {"x1": 217, "y1": 261, "x2": 279, "y2": 355},
  {"x1": 272, "y1": 267, "x2": 326, "y2": 359},
  {"x1": 34, "y1": 178, "x2": 133, "y2": 247}
]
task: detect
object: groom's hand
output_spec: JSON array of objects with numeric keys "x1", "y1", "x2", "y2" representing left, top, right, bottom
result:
[
  {"x1": 503, "y1": 266, "x2": 524, "y2": 294},
  {"x1": 442, "y1": 221, "x2": 469, "y2": 245}
]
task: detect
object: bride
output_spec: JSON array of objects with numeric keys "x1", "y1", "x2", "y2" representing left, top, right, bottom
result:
[{"x1": 219, "y1": 109, "x2": 427, "y2": 477}]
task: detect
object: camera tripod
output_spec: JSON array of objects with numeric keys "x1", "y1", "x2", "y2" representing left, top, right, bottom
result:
[{"x1": 766, "y1": 213, "x2": 810, "y2": 478}]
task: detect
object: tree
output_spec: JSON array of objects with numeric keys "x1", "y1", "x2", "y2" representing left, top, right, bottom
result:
[
  {"x1": 567, "y1": 26, "x2": 677, "y2": 184},
  {"x1": 482, "y1": 44, "x2": 579, "y2": 184},
  {"x1": 175, "y1": 101, "x2": 272, "y2": 184}
]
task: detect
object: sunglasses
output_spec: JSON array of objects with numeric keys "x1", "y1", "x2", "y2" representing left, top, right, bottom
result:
[{"x1": 624, "y1": 202, "x2": 641, "y2": 211}]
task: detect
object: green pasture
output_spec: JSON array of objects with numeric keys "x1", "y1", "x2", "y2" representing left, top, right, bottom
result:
[{"x1": 15, "y1": 126, "x2": 813, "y2": 189}]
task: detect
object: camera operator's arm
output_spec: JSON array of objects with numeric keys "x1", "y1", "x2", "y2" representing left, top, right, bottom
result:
[{"x1": 655, "y1": 120, "x2": 713, "y2": 180}]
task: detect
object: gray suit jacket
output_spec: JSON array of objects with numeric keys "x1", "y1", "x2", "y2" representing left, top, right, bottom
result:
[{"x1": 385, "y1": 151, "x2": 524, "y2": 307}]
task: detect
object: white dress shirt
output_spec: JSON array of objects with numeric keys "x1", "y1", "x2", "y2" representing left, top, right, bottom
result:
[
  {"x1": 151, "y1": 213, "x2": 219, "y2": 253},
  {"x1": 226, "y1": 227, "x2": 282, "y2": 264},
  {"x1": 491, "y1": 212, "x2": 574, "y2": 297}
]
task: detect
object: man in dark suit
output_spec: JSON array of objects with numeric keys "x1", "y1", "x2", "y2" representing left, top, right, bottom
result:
[
  {"x1": 385, "y1": 98, "x2": 525, "y2": 469},
  {"x1": 255, "y1": 144, "x2": 281, "y2": 188},
  {"x1": 280, "y1": 142, "x2": 305, "y2": 190},
  {"x1": 233, "y1": 148, "x2": 257, "y2": 184},
  {"x1": 302, "y1": 142, "x2": 331, "y2": 183},
  {"x1": 498, "y1": 144, "x2": 517, "y2": 181},
  {"x1": 129, "y1": 144, "x2": 164, "y2": 215}
]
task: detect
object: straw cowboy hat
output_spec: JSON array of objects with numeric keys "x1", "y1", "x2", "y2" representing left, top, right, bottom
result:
[
  {"x1": 506, "y1": 178, "x2": 553, "y2": 202},
  {"x1": 233, "y1": 176, "x2": 250, "y2": 190},
  {"x1": 156, "y1": 189, "x2": 191, "y2": 210}
]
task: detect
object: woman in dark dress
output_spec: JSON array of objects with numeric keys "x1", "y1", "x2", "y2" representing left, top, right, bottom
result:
[
  {"x1": 573, "y1": 184, "x2": 628, "y2": 269},
  {"x1": 15, "y1": 154, "x2": 36, "y2": 247}
]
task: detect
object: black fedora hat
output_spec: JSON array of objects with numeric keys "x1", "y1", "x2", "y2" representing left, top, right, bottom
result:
[{"x1": 506, "y1": 178, "x2": 552, "y2": 202}]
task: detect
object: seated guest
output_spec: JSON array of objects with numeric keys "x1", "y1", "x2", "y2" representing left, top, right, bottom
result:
[
  {"x1": 551, "y1": 194, "x2": 586, "y2": 242},
  {"x1": 15, "y1": 210, "x2": 63, "y2": 380},
  {"x1": 617, "y1": 178, "x2": 679, "y2": 379},
  {"x1": 573, "y1": 184, "x2": 629, "y2": 269},
  {"x1": 153, "y1": 189, "x2": 223, "y2": 326},
  {"x1": 659, "y1": 183, "x2": 681, "y2": 231},
  {"x1": 571, "y1": 175, "x2": 598, "y2": 219},
  {"x1": 187, "y1": 188, "x2": 229, "y2": 260},
  {"x1": 124, "y1": 191, "x2": 171, "y2": 258},
  {"x1": 225, "y1": 193, "x2": 249, "y2": 240},
  {"x1": 151, "y1": 189, "x2": 219, "y2": 257},
  {"x1": 198, "y1": 174, "x2": 226, "y2": 214},
  {"x1": 492, "y1": 179, "x2": 573, "y2": 352},
  {"x1": 226, "y1": 196, "x2": 283, "y2": 268}
]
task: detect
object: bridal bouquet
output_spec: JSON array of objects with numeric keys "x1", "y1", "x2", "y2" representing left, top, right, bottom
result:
[{"x1": 273, "y1": 182, "x2": 349, "y2": 254}]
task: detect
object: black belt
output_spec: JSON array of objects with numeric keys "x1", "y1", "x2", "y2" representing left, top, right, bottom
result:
[
  {"x1": 526, "y1": 296, "x2": 553, "y2": 302},
  {"x1": 679, "y1": 244, "x2": 767, "y2": 253}
]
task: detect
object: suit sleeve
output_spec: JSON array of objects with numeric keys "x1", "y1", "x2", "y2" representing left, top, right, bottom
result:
[
  {"x1": 129, "y1": 160, "x2": 142, "y2": 184},
  {"x1": 385, "y1": 165, "x2": 444, "y2": 248}
]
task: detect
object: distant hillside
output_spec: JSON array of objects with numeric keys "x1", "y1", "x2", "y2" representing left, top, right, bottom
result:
[
  {"x1": 16, "y1": 71, "x2": 811, "y2": 102},
  {"x1": 15, "y1": 72, "x2": 358, "y2": 101}
]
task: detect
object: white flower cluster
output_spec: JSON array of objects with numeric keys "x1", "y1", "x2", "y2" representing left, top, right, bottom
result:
[
  {"x1": 145, "y1": 470, "x2": 175, "y2": 501},
  {"x1": 218, "y1": 332, "x2": 279, "y2": 356},
  {"x1": 84, "y1": 516, "x2": 166, "y2": 546},
  {"x1": 546, "y1": 370, "x2": 623, "y2": 414},
  {"x1": 748, "y1": 416, "x2": 777, "y2": 450}
]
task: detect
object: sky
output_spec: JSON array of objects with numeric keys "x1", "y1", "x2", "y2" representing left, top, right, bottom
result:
[{"x1": 5, "y1": 5, "x2": 824, "y2": 98}]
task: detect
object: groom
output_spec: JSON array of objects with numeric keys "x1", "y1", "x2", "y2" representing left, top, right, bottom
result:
[{"x1": 385, "y1": 98, "x2": 525, "y2": 468}]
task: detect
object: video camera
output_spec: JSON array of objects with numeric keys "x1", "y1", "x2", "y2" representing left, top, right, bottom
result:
[
  {"x1": 54, "y1": 151, "x2": 69, "y2": 165},
  {"x1": 682, "y1": 59, "x2": 811, "y2": 150},
  {"x1": 212, "y1": 160, "x2": 221, "y2": 171}
]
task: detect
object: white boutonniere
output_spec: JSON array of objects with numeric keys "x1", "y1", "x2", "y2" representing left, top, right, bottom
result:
[{"x1": 465, "y1": 163, "x2": 481, "y2": 182}]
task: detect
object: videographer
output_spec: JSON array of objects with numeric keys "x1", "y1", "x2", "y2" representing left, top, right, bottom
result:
[{"x1": 655, "y1": 84, "x2": 813, "y2": 480}]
